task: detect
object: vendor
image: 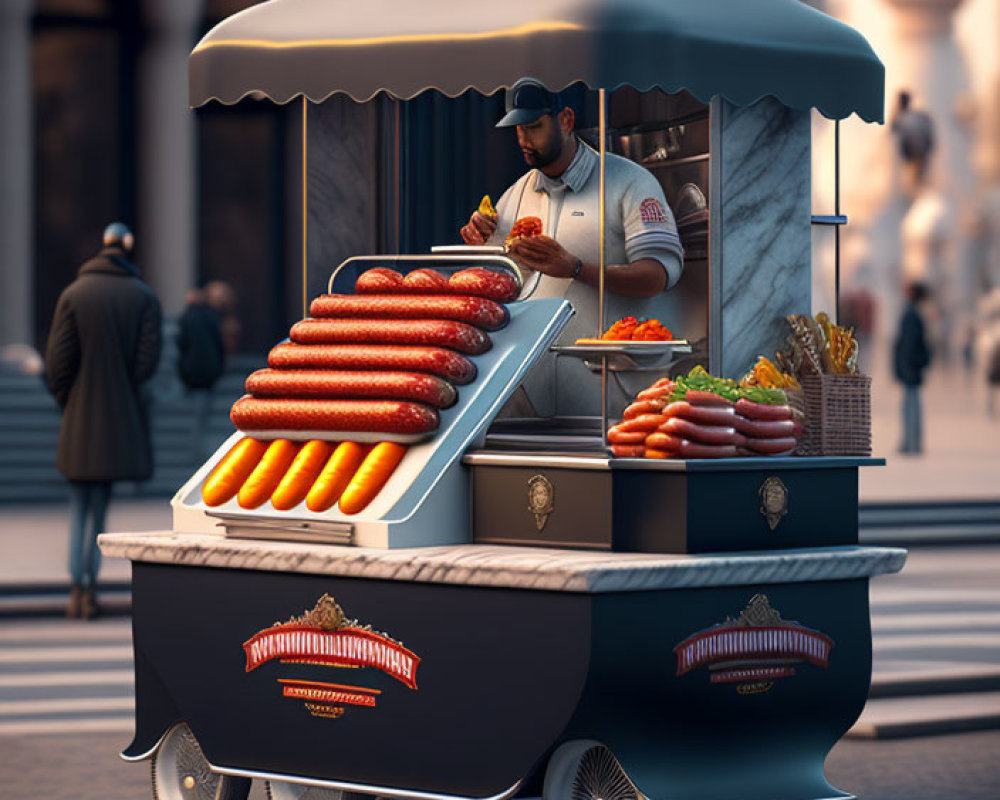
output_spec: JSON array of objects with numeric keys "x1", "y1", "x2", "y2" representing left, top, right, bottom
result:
[{"x1": 460, "y1": 77, "x2": 684, "y2": 416}]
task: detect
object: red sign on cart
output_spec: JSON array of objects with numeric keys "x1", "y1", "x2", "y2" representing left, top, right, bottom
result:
[{"x1": 244, "y1": 594, "x2": 420, "y2": 718}]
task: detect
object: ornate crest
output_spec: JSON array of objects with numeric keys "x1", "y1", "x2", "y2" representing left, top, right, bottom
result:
[
  {"x1": 674, "y1": 594, "x2": 834, "y2": 694},
  {"x1": 244, "y1": 594, "x2": 419, "y2": 719},
  {"x1": 759, "y1": 476, "x2": 789, "y2": 530},
  {"x1": 527, "y1": 474, "x2": 555, "y2": 531}
]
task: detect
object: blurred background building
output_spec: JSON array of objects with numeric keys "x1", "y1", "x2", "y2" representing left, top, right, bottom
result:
[{"x1": 0, "y1": 0, "x2": 997, "y2": 501}]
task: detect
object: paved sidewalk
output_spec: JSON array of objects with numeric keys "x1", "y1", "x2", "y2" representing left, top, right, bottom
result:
[
  {"x1": 861, "y1": 360, "x2": 1000, "y2": 503},
  {"x1": 0, "y1": 499, "x2": 169, "y2": 588}
]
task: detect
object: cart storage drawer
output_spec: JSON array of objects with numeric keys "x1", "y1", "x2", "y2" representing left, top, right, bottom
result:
[
  {"x1": 472, "y1": 465, "x2": 613, "y2": 549},
  {"x1": 470, "y1": 461, "x2": 861, "y2": 553}
]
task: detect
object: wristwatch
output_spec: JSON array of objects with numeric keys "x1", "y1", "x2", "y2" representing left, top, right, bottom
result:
[{"x1": 572, "y1": 258, "x2": 583, "y2": 279}]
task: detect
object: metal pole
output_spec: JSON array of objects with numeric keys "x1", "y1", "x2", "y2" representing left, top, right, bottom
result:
[
  {"x1": 598, "y1": 88, "x2": 608, "y2": 446},
  {"x1": 834, "y1": 119, "x2": 840, "y2": 325},
  {"x1": 302, "y1": 96, "x2": 309, "y2": 319}
]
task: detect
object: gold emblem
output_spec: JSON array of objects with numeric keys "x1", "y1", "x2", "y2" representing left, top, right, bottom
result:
[
  {"x1": 527, "y1": 474, "x2": 555, "y2": 531},
  {"x1": 759, "y1": 477, "x2": 789, "y2": 531}
]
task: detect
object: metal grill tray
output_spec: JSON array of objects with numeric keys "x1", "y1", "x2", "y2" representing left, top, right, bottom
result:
[{"x1": 175, "y1": 297, "x2": 573, "y2": 524}]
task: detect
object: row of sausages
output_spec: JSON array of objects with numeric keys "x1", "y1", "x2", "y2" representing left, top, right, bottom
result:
[
  {"x1": 231, "y1": 270, "x2": 515, "y2": 438},
  {"x1": 202, "y1": 437, "x2": 407, "y2": 514},
  {"x1": 608, "y1": 382, "x2": 800, "y2": 459}
]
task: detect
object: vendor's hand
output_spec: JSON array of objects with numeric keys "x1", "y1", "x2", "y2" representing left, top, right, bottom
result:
[
  {"x1": 507, "y1": 235, "x2": 578, "y2": 279},
  {"x1": 460, "y1": 211, "x2": 497, "y2": 245}
]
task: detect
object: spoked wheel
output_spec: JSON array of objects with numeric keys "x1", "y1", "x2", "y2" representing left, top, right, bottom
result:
[
  {"x1": 265, "y1": 783, "x2": 369, "y2": 800},
  {"x1": 151, "y1": 722, "x2": 251, "y2": 800},
  {"x1": 543, "y1": 740, "x2": 640, "y2": 800}
]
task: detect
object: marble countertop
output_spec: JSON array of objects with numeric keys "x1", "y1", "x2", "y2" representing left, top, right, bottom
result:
[{"x1": 98, "y1": 531, "x2": 906, "y2": 594}]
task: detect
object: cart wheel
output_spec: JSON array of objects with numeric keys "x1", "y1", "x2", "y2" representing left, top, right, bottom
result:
[
  {"x1": 543, "y1": 741, "x2": 640, "y2": 800},
  {"x1": 265, "y1": 782, "x2": 367, "y2": 800},
  {"x1": 151, "y1": 722, "x2": 251, "y2": 800}
]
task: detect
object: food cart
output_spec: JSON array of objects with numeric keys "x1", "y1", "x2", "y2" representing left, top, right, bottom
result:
[{"x1": 98, "y1": 2, "x2": 904, "y2": 799}]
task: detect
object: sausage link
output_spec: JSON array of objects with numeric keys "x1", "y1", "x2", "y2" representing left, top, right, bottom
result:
[
  {"x1": 610, "y1": 444, "x2": 645, "y2": 458},
  {"x1": 662, "y1": 401, "x2": 737, "y2": 426},
  {"x1": 289, "y1": 318, "x2": 491, "y2": 355},
  {"x1": 354, "y1": 268, "x2": 404, "y2": 293},
  {"x1": 677, "y1": 439, "x2": 739, "y2": 459},
  {"x1": 246, "y1": 369, "x2": 457, "y2": 409},
  {"x1": 403, "y1": 268, "x2": 450, "y2": 292},
  {"x1": 237, "y1": 439, "x2": 301, "y2": 509},
  {"x1": 683, "y1": 390, "x2": 734, "y2": 407},
  {"x1": 644, "y1": 448, "x2": 676, "y2": 460},
  {"x1": 659, "y1": 416, "x2": 740, "y2": 446},
  {"x1": 309, "y1": 294, "x2": 509, "y2": 332},
  {"x1": 645, "y1": 432, "x2": 683, "y2": 452},
  {"x1": 735, "y1": 398, "x2": 793, "y2": 421},
  {"x1": 448, "y1": 268, "x2": 520, "y2": 303},
  {"x1": 617, "y1": 413, "x2": 668, "y2": 433},
  {"x1": 267, "y1": 343, "x2": 477, "y2": 385},
  {"x1": 231, "y1": 397, "x2": 440, "y2": 435},
  {"x1": 202, "y1": 438, "x2": 269, "y2": 507},
  {"x1": 607, "y1": 428, "x2": 647, "y2": 445},
  {"x1": 740, "y1": 436, "x2": 798, "y2": 455},
  {"x1": 732, "y1": 416, "x2": 796, "y2": 439},
  {"x1": 623, "y1": 399, "x2": 666, "y2": 419},
  {"x1": 637, "y1": 385, "x2": 675, "y2": 401},
  {"x1": 271, "y1": 440, "x2": 334, "y2": 510}
]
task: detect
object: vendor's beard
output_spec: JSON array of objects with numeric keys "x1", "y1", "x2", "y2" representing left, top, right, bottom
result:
[{"x1": 524, "y1": 132, "x2": 564, "y2": 169}]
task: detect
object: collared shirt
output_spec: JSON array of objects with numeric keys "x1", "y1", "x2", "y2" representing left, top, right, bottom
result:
[
  {"x1": 486, "y1": 140, "x2": 686, "y2": 416},
  {"x1": 488, "y1": 140, "x2": 684, "y2": 291}
]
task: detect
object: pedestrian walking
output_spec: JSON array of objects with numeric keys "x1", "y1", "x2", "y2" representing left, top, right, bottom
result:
[
  {"x1": 44, "y1": 223, "x2": 162, "y2": 619},
  {"x1": 893, "y1": 281, "x2": 932, "y2": 454},
  {"x1": 981, "y1": 289, "x2": 1000, "y2": 418},
  {"x1": 177, "y1": 287, "x2": 226, "y2": 458}
]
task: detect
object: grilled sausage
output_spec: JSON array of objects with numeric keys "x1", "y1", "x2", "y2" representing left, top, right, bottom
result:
[
  {"x1": 403, "y1": 269, "x2": 450, "y2": 292},
  {"x1": 616, "y1": 414, "x2": 668, "y2": 433},
  {"x1": 610, "y1": 444, "x2": 645, "y2": 458},
  {"x1": 289, "y1": 318, "x2": 491, "y2": 355},
  {"x1": 246, "y1": 369, "x2": 457, "y2": 409},
  {"x1": 606, "y1": 428, "x2": 648, "y2": 445},
  {"x1": 270, "y1": 440, "x2": 333, "y2": 510},
  {"x1": 237, "y1": 439, "x2": 301, "y2": 509},
  {"x1": 740, "y1": 436, "x2": 797, "y2": 456},
  {"x1": 659, "y1": 416, "x2": 740, "y2": 446},
  {"x1": 662, "y1": 401, "x2": 737, "y2": 426},
  {"x1": 354, "y1": 268, "x2": 404, "y2": 293},
  {"x1": 677, "y1": 439, "x2": 739, "y2": 459},
  {"x1": 644, "y1": 432, "x2": 682, "y2": 452},
  {"x1": 732, "y1": 416, "x2": 797, "y2": 439},
  {"x1": 201, "y1": 438, "x2": 269, "y2": 507},
  {"x1": 735, "y1": 398, "x2": 793, "y2": 421},
  {"x1": 309, "y1": 294, "x2": 509, "y2": 332},
  {"x1": 622, "y1": 399, "x2": 667, "y2": 419},
  {"x1": 231, "y1": 397, "x2": 440, "y2": 435},
  {"x1": 684, "y1": 390, "x2": 734, "y2": 407},
  {"x1": 448, "y1": 268, "x2": 519, "y2": 303},
  {"x1": 267, "y1": 343, "x2": 477, "y2": 385}
]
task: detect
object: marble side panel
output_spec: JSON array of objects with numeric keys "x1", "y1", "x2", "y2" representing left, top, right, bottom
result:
[
  {"x1": 306, "y1": 98, "x2": 379, "y2": 302},
  {"x1": 98, "y1": 532, "x2": 905, "y2": 594},
  {"x1": 718, "y1": 98, "x2": 812, "y2": 377}
]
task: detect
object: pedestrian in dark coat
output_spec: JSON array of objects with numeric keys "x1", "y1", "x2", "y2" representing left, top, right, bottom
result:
[
  {"x1": 45, "y1": 223, "x2": 162, "y2": 619},
  {"x1": 177, "y1": 287, "x2": 226, "y2": 458},
  {"x1": 893, "y1": 281, "x2": 931, "y2": 454}
]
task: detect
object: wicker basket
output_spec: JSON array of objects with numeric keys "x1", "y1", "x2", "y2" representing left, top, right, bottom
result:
[{"x1": 794, "y1": 374, "x2": 872, "y2": 456}]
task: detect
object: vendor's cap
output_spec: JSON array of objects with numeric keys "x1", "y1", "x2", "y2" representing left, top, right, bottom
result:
[{"x1": 497, "y1": 78, "x2": 563, "y2": 128}]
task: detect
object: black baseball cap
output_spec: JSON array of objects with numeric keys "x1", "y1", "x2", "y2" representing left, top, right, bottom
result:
[{"x1": 496, "y1": 77, "x2": 563, "y2": 128}]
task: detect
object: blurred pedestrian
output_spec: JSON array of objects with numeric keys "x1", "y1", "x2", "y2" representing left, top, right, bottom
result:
[
  {"x1": 45, "y1": 223, "x2": 162, "y2": 619},
  {"x1": 893, "y1": 281, "x2": 932, "y2": 454},
  {"x1": 204, "y1": 280, "x2": 241, "y2": 356},
  {"x1": 177, "y1": 287, "x2": 225, "y2": 458},
  {"x1": 891, "y1": 90, "x2": 934, "y2": 195},
  {"x1": 981, "y1": 288, "x2": 1000, "y2": 418}
]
